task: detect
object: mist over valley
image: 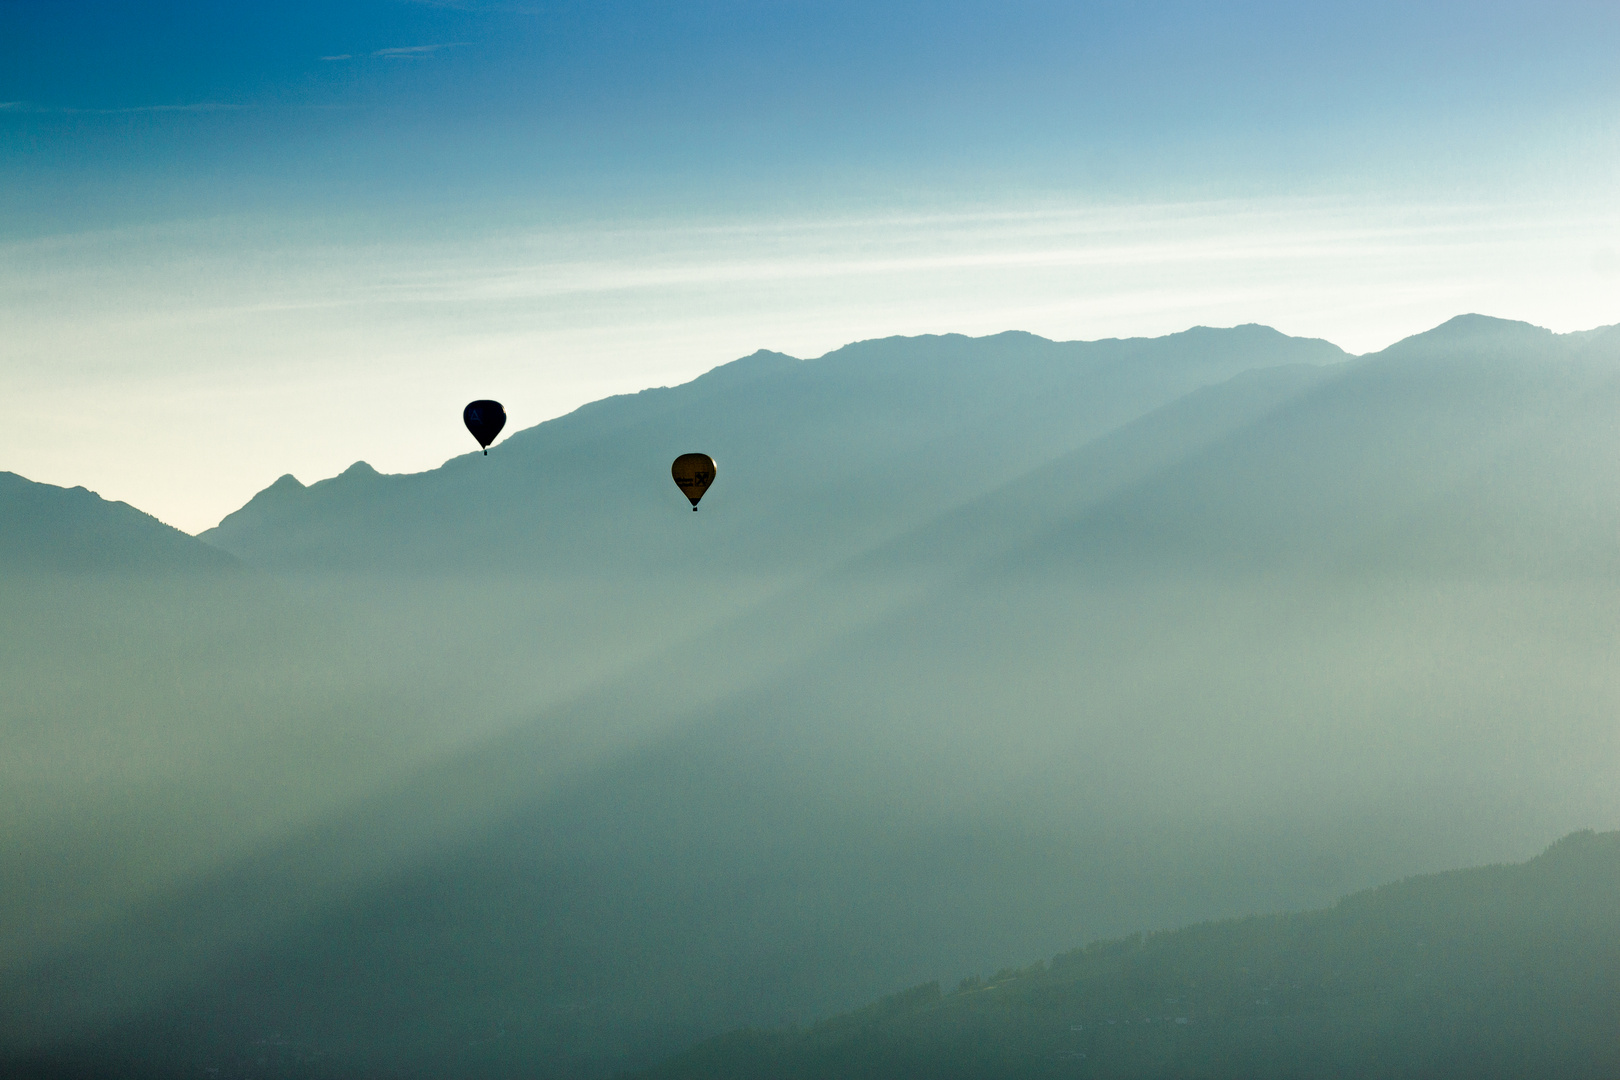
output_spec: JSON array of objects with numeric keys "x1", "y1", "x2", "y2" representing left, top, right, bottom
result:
[{"x1": 5, "y1": 317, "x2": 1620, "y2": 1078}]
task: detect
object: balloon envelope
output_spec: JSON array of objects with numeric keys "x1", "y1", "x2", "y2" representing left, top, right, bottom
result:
[
  {"x1": 463, "y1": 400, "x2": 507, "y2": 452},
  {"x1": 671, "y1": 453, "x2": 717, "y2": 509}
]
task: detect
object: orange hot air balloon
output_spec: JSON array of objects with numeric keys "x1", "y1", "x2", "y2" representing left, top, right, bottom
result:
[{"x1": 671, "y1": 453, "x2": 717, "y2": 510}]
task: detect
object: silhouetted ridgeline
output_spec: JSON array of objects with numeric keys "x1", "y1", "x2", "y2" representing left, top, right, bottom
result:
[
  {"x1": 0, "y1": 471, "x2": 237, "y2": 573},
  {"x1": 642, "y1": 832, "x2": 1620, "y2": 1080},
  {"x1": 199, "y1": 326, "x2": 1345, "y2": 572}
]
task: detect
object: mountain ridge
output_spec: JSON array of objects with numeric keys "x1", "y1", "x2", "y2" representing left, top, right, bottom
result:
[
  {"x1": 638, "y1": 830, "x2": 1620, "y2": 1080},
  {"x1": 0, "y1": 471, "x2": 238, "y2": 573},
  {"x1": 197, "y1": 324, "x2": 1348, "y2": 572},
  {"x1": 200, "y1": 315, "x2": 1612, "y2": 566}
]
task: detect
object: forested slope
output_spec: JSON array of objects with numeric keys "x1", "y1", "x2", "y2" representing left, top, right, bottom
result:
[{"x1": 645, "y1": 831, "x2": 1620, "y2": 1080}]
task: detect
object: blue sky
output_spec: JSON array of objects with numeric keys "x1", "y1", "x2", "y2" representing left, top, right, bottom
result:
[
  {"x1": 4, "y1": 1, "x2": 1620, "y2": 529},
  {"x1": 8, "y1": 1, "x2": 1619, "y2": 218}
]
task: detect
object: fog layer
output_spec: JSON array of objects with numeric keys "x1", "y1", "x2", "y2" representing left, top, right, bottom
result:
[{"x1": 5, "y1": 317, "x2": 1619, "y2": 1077}]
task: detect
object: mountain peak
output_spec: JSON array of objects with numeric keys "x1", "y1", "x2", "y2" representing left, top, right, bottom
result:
[
  {"x1": 204, "y1": 471, "x2": 319, "y2": 537},
  {"x1": 1382, "y1": 313, "x2": 1554, "y2": 355},
  {"x1": 686, "y1": 348, "x2": 801, "y2": 391},
  {"x1": 0, "y1": 470, "x2": 237, "y2": 572},
  {"x1": 1436, "y1": 312, "x2": 1543, "y2": 331}
]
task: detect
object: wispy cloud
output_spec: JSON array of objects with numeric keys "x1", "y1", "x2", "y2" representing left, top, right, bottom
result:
[
  {"x1": 0, "y1": 101, "x2": 244, "y2": 115},
  {"x1": 372, "y1": 43, "x2": 467, "y2": 58},
  {"x1": 400, "y1": 1, "x2": 542, "y2": 12},
  {"x1": 321, "y1": 54, "x2": 353, "y2": 62},
  {"x1": 111, "y1": 103, "x2": 242, "y2": 113}
]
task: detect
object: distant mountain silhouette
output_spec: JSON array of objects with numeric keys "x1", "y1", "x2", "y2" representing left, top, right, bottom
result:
[
  {"x1": 200, "y1": 327, "x2": 1347, "y2": 572},
  {"x1": 975, "y1": 313, "x2": 1620, "y2": 578},
  {"x1": 0, "y1": 471, "x2": 237, "y2": 573},
  {"x1": 640, "y1": 831, "x2": 1620, "y2": 1080}
]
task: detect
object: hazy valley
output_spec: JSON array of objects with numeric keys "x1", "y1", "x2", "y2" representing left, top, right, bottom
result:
[{"x1": 5, "y1": 316, "x2": 1620, "y2": 1078}]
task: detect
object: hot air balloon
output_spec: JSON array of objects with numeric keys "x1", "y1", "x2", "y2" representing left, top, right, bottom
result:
[
  {"x1": 671, "y1": 453, "x2": 716, "y2": 510},
  {"x1": 463, "y1": 400, "x2": 506, "y2": 455}
]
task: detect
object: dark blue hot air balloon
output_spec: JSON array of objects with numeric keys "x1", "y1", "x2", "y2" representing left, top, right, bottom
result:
[{"x1": 463, "y1": 400, "x2": 506, "y2": 455}]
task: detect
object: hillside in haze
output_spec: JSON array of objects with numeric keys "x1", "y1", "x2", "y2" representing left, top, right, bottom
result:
[
  {"x1": 0, "y1": 471, "x2": 237, "y2": 573},
  {"x1": 200, "y1": 326, "x2": 1345, "y2": 572},
  {"x1": 643, "y1": 831, "x2": 1620, "y2": 1080},
  {"x1": 6, "y1": 317, "x2": 1620, "y2": 1079}
]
